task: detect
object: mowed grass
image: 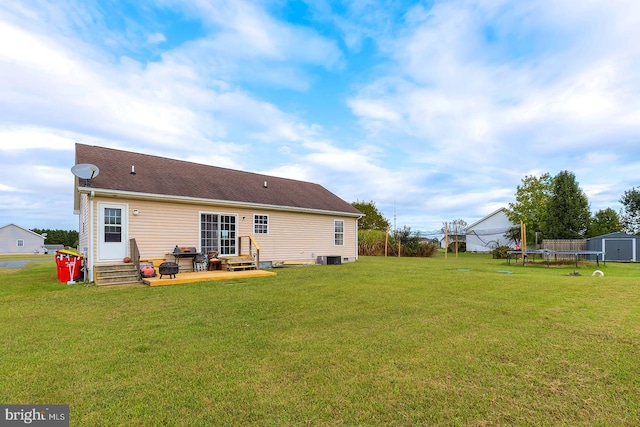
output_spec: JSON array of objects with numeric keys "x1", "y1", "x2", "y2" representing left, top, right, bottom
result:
[{"x1": 1, "y1": 254, "x2": 639, "y2": 426}]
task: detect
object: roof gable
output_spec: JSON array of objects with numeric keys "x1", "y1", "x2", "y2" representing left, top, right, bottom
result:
[
  {"x1": 467, "y1": 208, "x2": 515, "y2": 230},
  {"x1": 0, "y1": 223, "x2": 46, "y2": 240},
  {"x1": 75, "y1": 144, "x2": 361, "y2": 216}
]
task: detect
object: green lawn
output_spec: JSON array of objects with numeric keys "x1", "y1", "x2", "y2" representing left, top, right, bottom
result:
[{"x1": 1, "y1": 254, "x2": 639, "y2": 426}]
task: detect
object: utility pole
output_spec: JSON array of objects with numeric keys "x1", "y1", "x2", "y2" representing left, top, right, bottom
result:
[{"x1": 393, "y1": 198, "x2": 396, "y2": 234}]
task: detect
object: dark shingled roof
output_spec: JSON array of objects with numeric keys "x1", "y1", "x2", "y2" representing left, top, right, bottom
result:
[{"x1": 75, "y1": 144, "x2": 361, "y2": 215}]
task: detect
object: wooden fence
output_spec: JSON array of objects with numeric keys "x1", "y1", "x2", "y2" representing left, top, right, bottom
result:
[{"x1": 542, "y1": 239, "x2": 586, "y2": 261}]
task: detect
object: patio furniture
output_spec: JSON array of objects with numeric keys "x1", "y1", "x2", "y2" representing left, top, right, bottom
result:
[{"x1": 207, "y1": 250, "x2": 221, "y2": 271}]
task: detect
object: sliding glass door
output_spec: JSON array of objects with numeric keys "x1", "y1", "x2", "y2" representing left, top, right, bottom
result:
[{"x1": 200, "y1": 213, "x2": 237, "y2": 255}]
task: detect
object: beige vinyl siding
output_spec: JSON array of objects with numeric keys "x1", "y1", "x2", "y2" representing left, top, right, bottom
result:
[
  {"x1": 256, "y1": 211, "x2": 357, "y2": 262},
  {"x1": 127, "y1": 199, "x2": 200, "y2": 262},
  {"x1": 89, "y1": 196, "x2": 358, "y2": 263}
]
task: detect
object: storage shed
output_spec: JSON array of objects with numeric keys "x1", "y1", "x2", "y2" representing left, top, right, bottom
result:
[{"x1": 586, "y1": 232, "x2": 640, "y2": 262}]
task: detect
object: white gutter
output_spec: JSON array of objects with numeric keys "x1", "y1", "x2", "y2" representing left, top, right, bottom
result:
[{"x1": 77, "y1": 187, "x2": 362, "y2": 218}]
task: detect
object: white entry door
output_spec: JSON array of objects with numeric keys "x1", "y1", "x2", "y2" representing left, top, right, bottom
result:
[{"x1": 98, "y1": 202, "x2": 128, "y2": 261}]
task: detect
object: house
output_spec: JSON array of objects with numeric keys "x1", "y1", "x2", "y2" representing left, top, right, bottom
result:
[
  {"x1": 586, "y1": 232, "x2": 640, "y2": 262},
  {"x1": 73, "y1": 144, "x2": 362, "y2": 282},
  {"x1": 439, "y1": 234, "x2": 466, "y2": 249},
  {"x1": 465, "y1": 208, "x2": 517, "y2": 253},
  {"x1": 0, "y1": 223, "x2": 46, "y2": 254}
]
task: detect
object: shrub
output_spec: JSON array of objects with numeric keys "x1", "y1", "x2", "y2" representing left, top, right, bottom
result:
[
  {"x1": 492, "y1": 246, "x2": 511, "y2": 259},
  {"x1": 415, "y1": 240, "x2": 439, "y2": 257},
  {"x1": 447, "y1": 242, "x2": 466, "y2": 253},
  {"x1": 358, "y1": 230, "x2": 388, "y2": 256},
  {"x1": 358, "y1": 228, "x2": 438, "y2": 257}
]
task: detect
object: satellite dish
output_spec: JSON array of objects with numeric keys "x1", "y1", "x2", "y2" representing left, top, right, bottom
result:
[
  {"x1": 71, "y1": 163, "x2": 100, "y2": 179},
  {"x1": 71, "y1": 163, "x2": 100, "y2": 186}
]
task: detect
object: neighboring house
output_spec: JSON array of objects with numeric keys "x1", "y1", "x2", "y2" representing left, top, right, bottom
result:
[
  {"x1": 73, "y1": 144, "x2": 363, "y2": 282},
  {"x1": 586, "y1": 232, "x2": 640, "y2": 262},
  {"x1": 465, "y1": 208, "x2": 517, "y2": 253},
  {"x1": 0, "y1": 223, "x2": 46, "y2": 254}
]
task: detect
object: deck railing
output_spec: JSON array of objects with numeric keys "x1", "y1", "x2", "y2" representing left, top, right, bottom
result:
[
  {"x1": 129, "y1": 238, "x2": 141, "y2": 281},
  {"x1": 238, "y1": 235, "x2": 261, "y2": 269}
]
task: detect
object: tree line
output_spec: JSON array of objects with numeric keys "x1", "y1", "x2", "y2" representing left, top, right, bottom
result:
[
  {"x1": 352, "y1": 171, "x2": 640, "y2": 255},
  {"x1": 30, "y1": 228, "x2": 79, "y2": 248},
  {"x1": 506, "y1": 170, "x2": 640, "y2": 243}
]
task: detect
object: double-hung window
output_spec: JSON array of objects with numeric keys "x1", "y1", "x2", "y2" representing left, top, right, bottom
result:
[
  {"x1": 254, "y1": 215, "x2": 269, "y2": 235},
  {"x1": 103, "y1": 208, "x2": 122, "y2": 243},
  {"x1": 17, "y1": 239, "x2": 24, "y2": 247},
  {"x1": 334, "y1": 220, "x2": 344, "y2": 246}
]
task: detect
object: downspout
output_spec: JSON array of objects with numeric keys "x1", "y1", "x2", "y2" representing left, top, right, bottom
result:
[{"x1": 89, "y1": 190, "x2": 95, "y2": 282}]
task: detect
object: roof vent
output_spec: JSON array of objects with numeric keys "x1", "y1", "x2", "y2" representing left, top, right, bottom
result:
[{"x1": 263, "y1": 181, "x2": 268, "y2": 188}]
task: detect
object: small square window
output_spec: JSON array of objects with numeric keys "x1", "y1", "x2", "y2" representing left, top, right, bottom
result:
[
  {"x1": 17, "y1": 239, "x2": 24, "y2": 247},
  {"x1": 254, "y1": 215, "x2": 269, "y2": 234}
]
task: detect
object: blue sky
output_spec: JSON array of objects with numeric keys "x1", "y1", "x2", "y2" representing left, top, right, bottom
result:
[{"x1": 1, "y1": 0, "x2": 639, "y2": 235}]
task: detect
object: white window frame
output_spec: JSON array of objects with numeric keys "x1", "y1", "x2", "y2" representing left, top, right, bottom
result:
[
  {"x1": 334, "y1": 220, "x2": 344, "y2": 246},
  {"x1": 17, "y1": 239, "x2": 24, "y2": 247},
  {"x1": 200, "y1": 212, "x2": 238, "y2": 256},
  {"x1": 253, "y1": 214, "x2": 269, "y2": 235}
]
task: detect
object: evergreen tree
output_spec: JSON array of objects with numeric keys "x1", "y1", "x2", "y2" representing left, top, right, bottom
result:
[
  {"x1": 544, "y1": 171, "x2": 590, "y2": 239},
  {"x1": 30, "y1": 228, "x2": 79, "y2": 247}
]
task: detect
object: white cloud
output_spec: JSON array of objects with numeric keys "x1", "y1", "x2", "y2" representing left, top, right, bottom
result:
[
  {"x1": 346, "y1": 0, "x2": 640, "y2": 218},
  {"x1": 0, "y1": 0, "x2": 359, "y2": 229},
  {"x1": 0, "y1": 3, "x2": 339, "y2": 161},
  {"x1": 147, "y1": 32, "x2": 166, "y2": 44},
  {"x1": 0, "y1": 128, "x2": 77, "y2": 151},
  {"x1": 155, "y1": 0, "x2": 343, "y2": 91}
]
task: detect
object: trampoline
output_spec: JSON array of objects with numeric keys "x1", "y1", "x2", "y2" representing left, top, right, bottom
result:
[{"x1": 507, "y1": 249, "x2": 605, "y2": 268}]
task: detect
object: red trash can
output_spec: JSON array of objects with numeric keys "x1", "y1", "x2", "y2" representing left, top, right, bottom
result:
[{"x1": 55, "y1": 250, "x2": 84, "y2": 283}]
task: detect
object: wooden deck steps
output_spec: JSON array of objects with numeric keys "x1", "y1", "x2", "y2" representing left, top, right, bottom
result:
[
  {"x1": 94, "y1": 263, "x2": 141, "y2": 286},
  {"x1": 222, "y1": 256, "x2": 256, "y2": 271}
]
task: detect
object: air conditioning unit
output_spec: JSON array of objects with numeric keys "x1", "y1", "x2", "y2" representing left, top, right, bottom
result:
[
  {"x1": 327, "y1": 256, "x2": 341, "y2": 265},
  {"x1": 317, "y1": 255, "x2": 342, "y2": 265}
]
